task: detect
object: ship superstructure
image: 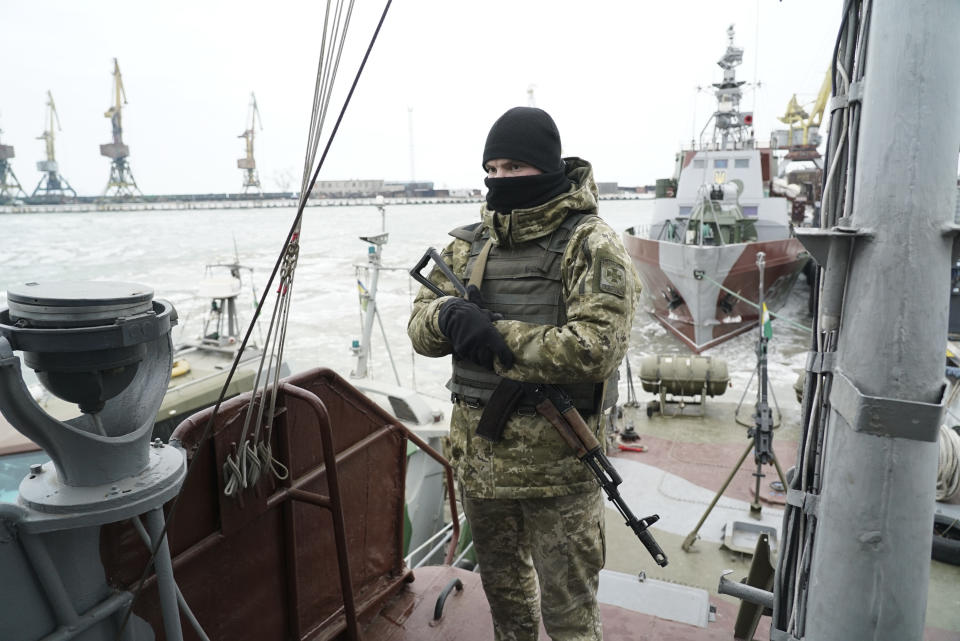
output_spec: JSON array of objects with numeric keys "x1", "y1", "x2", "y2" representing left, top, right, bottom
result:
[{"x1": 624, "y1": 26, "x2": 808, "y2": 352}]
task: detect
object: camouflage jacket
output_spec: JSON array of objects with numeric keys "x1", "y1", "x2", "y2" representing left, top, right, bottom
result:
[{"x1": 407, "y1": 157, "x2": 637, "y2": 499}]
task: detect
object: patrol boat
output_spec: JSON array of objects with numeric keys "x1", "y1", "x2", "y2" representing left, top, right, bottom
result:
[
  {"x1": 623, "y1": 26, "x2": 809, "y2": 353},
  {"x1": 1, "y1": 2, "x2": 959, "y2": 640}
]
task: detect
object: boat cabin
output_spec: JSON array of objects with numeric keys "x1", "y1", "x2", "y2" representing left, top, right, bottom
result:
[{"x1": 658, "y1": 183, "x2": 758, "y2": 246}]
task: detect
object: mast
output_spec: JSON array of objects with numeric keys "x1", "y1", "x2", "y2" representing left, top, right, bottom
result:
[
  {"x1": 32, "y1": 90, "x2": 77, "y2": 202},
  {"x1": 407, "y1": 106, "x2": 415, "y2": 183},
  {"x1": 709, "y1": 25, "x2": 753, "y2": 151},
  {"x1": 778, "y1": 1, "x2": 960, "y2": 639}
]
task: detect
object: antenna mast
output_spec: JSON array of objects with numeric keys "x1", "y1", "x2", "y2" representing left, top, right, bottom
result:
[
  {"x1": 237, "y1": 92, "x2": 263, "y2": 194},
  {"x1": 99, "y1": 58, "x2": 141, "y2": 199},
  {"x1": 407, "y1": 106, "x2": 415, "y2": 183},
  {"x1": 32, "y1": 91, "x2": 77, "y2": 202},
  {"x1": 710, "y1": 25, "x2": 753, "y2": 150}
]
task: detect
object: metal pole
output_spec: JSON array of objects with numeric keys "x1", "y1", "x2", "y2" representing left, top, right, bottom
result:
[
  {"x1": 143, "y1": 508, "x2": 185, "y2": 641},
  {"x1": 681, "y1": 439, "x2": 754, "y2": 551},
  {"x1": 803, "y1": 2, "x2": 960, "y2": 639},
  {"x1": 355, "y1": 243, "x2": 381, "y2": 379}
]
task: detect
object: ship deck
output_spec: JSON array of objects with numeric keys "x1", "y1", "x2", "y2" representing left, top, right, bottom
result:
[{"x1": 597, "y1": 379, "x2": 960, "y2": 640}]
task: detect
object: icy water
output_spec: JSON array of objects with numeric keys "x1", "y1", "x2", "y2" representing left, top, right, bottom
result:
[{"x1": 0, "y1": 200, "x2": 812, "y2": 405}]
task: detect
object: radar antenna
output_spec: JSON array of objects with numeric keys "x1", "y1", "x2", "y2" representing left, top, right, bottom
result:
[{"x1": 709, "y1": 25, "x2": 753, "y2": 150}]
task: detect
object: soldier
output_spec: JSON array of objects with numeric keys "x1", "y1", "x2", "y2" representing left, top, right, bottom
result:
[{"x1": 408, "y1": 106, "x2": 637, "y2": 641}]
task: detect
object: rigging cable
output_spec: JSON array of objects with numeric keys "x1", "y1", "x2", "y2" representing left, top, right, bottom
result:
[
  {"x1": 116, "y1": 0, "x2": 395, "y2": 636},
  {"x1": 772, "y1": 0, "x2": 867, "y2": 637}
]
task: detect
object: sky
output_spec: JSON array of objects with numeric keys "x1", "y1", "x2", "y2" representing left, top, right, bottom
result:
[{"x1": 2, "y1": 1, "x2": 840, "y2": 196}]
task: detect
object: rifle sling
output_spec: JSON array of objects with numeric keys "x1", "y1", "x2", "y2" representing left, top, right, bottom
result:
[{"x1": 468, "y1": 237, "x2": 494, "y2": 291}]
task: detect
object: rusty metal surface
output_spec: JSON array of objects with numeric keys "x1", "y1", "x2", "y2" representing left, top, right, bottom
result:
[
  {"x1": 361, "y1": 565, "x2": 752, "y2": 641},
  {"x1": 101, "y1": 367, "x2": 413, "y2": 640},
  {"x1": 95, "y1": 364, "x2": 757, "y2": 641},
  {"x1": 360, "y1": 566, "x2": 494, "y2": 640}
]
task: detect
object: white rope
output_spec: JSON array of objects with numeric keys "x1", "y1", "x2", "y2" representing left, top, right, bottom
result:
[{"x1": 937, "y1": 425, "x2": 960, "y2": 501}]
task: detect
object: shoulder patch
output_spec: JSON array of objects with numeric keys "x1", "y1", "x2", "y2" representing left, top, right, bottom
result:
[{"x1": 594, "y1": 250, "x2": 627, "y2": 298}]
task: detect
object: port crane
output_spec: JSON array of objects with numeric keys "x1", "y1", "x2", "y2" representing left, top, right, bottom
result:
[
  {"x1": 771, "y1": 70, "x2": 832, "y2": 222},
  {"x1": 237, "y1": 92, "x2": 263, "y2": 194},
  {"x1": 32, "y1": 91, "x2": 76, "y2": 202},
  {"x1": 775, "y1": 69, "x2": 831, "y2": 159},
  {"x1": 100, "y1": 58, "x2": 141, "y2": 199},
  {"x1": 0, "y1": 123, "x2": 27, "y2": 204}
]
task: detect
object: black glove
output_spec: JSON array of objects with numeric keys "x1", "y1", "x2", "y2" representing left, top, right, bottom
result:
[{"x1": 438, "y1": 295, "x2": 515, "y2": 370}]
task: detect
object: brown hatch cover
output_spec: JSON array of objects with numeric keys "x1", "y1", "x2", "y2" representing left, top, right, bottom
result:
[{"x1": 100, "y1": 367, "x2": 462, "y2": 640}]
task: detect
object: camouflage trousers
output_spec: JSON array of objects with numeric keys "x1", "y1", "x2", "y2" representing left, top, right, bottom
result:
[{"x1": 462, "y1": 490, "x2": 605, "y2": 641}]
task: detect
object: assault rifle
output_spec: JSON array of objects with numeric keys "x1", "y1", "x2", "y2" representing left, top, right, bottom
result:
[{"x1": 410, "y1": 248, "x2": 668, "y2": 567}]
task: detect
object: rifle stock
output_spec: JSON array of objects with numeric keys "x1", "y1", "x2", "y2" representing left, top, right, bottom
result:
[{"x1": 536, "y1": 398, "x2": 588, "y2": 458}]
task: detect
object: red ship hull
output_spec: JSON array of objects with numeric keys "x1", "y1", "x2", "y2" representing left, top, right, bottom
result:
[{"x1": 623, "y1": 232, "x2": 809, "y2": 352}]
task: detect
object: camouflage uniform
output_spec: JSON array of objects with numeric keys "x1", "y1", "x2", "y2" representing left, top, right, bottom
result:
[{"x1": 408, "y1": 158, "x2": 636, "y2": 641}]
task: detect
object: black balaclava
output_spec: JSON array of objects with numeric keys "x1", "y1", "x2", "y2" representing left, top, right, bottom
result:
[{"x1": 482, "y1": 107, "x2": 572, "y2": 214}]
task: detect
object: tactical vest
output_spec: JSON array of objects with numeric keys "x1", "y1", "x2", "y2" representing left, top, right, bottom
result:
[{"x1": 446, "y1": 212, "x2": 619, "y2": 414}]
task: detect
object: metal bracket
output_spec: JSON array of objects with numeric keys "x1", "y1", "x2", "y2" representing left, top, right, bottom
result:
[
  {"x1": 770, "y1": 629, "x2": 802, "y2": 641},
  {"x1": 829, "y1": 369, "x2": 945, "y2": 442},
  {"x1": 794, "y1": 225, "x2": 872, "y2": 269},
  {"x1": 116, "y1": 309, "x2": 160, "y2": 346},
  {"x1": 941, "y1": 223, "x2": 960, "y2": 261},
  {"x1": 828, "y1": 80, "x2": 864, "y2": 112},
  {"x1": 805, "y1": 351, "x2": 835, "y2": 375},
  {"x1": 786, "y1": 488, "x2": 820, "y2": 517}
]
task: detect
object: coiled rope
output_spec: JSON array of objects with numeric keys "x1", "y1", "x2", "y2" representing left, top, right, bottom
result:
[{"x1": 938, "y1": 425, "x2": 960, "y2": 501}]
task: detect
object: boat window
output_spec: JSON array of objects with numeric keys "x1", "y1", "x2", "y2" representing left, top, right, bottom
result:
[
  {"x1": 679, "y1": 206, "x2": 692, "y2": 216},
  {"x1": 743, "y1": 206, "x2": 758, "y2": 217},
  {"x1": 693, "y1": 159, "x2": 705, "y2": 168},
  {"x1": 714, "y1": 159, "x2": 728, "y2": 169},
  {"x1": 701, "y1": 223, "x2": 718, "y2": 245},
  {"x1": 735, "y1": 158, "x2": 750, "y2": 168}
]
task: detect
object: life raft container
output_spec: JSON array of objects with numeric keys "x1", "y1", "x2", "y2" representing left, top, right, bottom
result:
[{"x1": 639, "y1": 354, "x2": 729, "y2": 397}]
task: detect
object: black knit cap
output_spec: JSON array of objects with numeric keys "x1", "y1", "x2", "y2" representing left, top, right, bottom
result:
[{"x1": 482, "y1": 107, "x2": 564, "y2": 173}]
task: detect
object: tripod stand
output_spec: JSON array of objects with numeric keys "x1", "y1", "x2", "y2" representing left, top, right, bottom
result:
[{"x1": 681, "y1": 252, "x2": 788, "y2": 551}]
